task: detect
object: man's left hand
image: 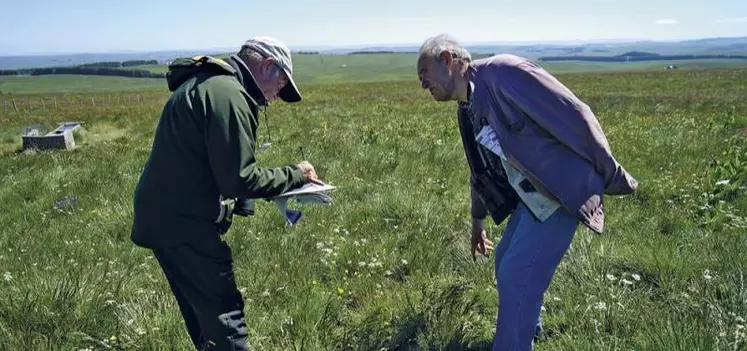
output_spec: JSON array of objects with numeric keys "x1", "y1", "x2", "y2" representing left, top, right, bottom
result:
[{"x1": 471, "y1": 220, "x2": 494, "y2": 261}]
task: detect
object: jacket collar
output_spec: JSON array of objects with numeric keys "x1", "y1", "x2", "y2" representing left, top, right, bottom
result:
[
  {"x1": 459, "y1": 65, "x2": 477, "y2": 109},
  {"x1": 225, "y1": 54, "x2": 268, "y2": 107}
]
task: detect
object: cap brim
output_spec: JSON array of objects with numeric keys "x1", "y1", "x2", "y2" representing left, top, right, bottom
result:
[{"x1": 278, "y1": 68, "x2": 302, "y2": 103}]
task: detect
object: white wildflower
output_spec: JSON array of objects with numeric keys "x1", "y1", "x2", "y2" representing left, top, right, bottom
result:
[
  {"x1": 631, "y1": 274, "x2": 641, "y2": 281},
  {"x1": 703, "y1": 270, "x2": 713, "y2": 280},
  {"x1": 606, "y1": 274, "x2": 617, "y2": 281},
  {"x1": 2, "y1": 272, "x2": 11, "y2": 282}
]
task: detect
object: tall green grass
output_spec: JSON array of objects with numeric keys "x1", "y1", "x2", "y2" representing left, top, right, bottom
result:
[{"x1": 0, "y1": 68, "x2": 746, "y2": 350}]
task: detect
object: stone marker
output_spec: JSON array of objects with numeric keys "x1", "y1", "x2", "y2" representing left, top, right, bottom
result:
[{"x1": 22, "y1": 122, "x2": 82, "y2": 151}]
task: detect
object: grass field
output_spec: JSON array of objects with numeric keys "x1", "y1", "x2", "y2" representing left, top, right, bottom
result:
[
  {"x1": 3, "y1": 53, "x2": 747, "y2": 95},
  {"x1": 0, "y1": 75, "x2": 166, "y2": 94},
  {"x1": 0, "y1": 64, "x2": 746, "y2": 350},
  {"x1": 125, "y1": 53, "x2": 747, "y2": 80}
]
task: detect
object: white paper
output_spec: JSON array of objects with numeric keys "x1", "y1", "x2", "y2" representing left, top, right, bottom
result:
[
  {"x1": 475, "y1": 125, "x2": 506, "y2": 160},
  {"x1": 274, "y1": 182, "x2": 336, "y2": 198}
]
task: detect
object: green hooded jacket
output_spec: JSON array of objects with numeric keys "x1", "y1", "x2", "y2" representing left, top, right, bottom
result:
[{"x1": 130, "y1": 55, "x2": 306, "y2": 249}]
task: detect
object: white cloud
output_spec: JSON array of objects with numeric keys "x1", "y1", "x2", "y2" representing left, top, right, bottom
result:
[
  {"x1": 715, "y1": 17, "x2": 747, "y2": 23},
  {"x1": 655, "y1": 19, "x2": 679, "y2": 25}
]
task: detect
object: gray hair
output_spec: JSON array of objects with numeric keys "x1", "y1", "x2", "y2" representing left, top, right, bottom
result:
[
  {"x1": 238, "y1": 46, "x2": 282, "y2": 76},
  {"x1": 418, "y1": 34, "x2": 472, "y2": 62},
  {"x1": 238, "y1": 46, "x2": 265, "y2": 65}
]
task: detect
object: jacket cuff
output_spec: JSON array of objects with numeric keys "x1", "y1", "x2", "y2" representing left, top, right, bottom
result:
[
  {"x1": 470, "y1": 185, "x2": 488, "y2": 219},
  {"x1": 287, "y1": 164, "x2": 307, "y2": 185}
]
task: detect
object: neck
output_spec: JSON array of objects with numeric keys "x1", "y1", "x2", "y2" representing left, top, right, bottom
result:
[
  {"x1": 227, "y1": 55, "x2": 268, "y2": 107},
  {"x1": 455, "y1": 67, "x2": 471, "y2": 102},
  {"x1": 456, "y1": 74, "x2": 469, "y2": 102}
]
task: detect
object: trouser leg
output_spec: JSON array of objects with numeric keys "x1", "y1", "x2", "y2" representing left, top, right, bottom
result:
[
  {"x1": 492, "y1": 207, "x2": 542, "y2": 343},
  {"x1": 155, "y1": 252, "x2": 205, "y2": 348},
  {"x1": 154, "y1": 235, "x2": 248, "y2": 351},
  {"x1": 492, "y1": 202, "x2": 578, "y2": 351}
]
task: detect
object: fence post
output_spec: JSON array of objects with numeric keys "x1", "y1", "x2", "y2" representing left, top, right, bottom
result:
[
  {"x1": 3, "y1": 101, "x2": 7, "y2": 112},
  {"x1": 41, "y1": 99, "x2": 45, "y2": 109},
  {"x1": 54, "y1": 97, "x2": 58, "y2": 108},
  {"x1": 12, "y1": 99, "x2": 18, "y2": 112},
  {"x1": 91, "y1": 97, "x2": 95, "y2": 106}
]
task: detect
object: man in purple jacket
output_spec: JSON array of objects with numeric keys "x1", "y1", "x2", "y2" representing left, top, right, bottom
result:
[{"x1": 416, "y1": 34, "x2": 638, "y2": 350}]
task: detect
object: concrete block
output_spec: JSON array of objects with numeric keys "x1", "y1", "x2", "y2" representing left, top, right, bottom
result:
[{"x1": 22, "y1": 122, "x2": 82, "y2": 151}]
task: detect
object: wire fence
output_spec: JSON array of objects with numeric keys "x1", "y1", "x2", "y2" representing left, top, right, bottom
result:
[{"x1": 0, "y1": 93, "x2": 166, "y2": 113}]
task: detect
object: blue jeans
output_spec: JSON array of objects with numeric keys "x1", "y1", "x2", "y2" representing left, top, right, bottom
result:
[{"x1": 492, "y1": 202, "x2": 578, "y2": 351}]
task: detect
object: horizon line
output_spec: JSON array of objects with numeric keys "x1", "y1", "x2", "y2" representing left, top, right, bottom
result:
[{"x1": 2, "y1": 35, "x2": 746, "y2": 57}]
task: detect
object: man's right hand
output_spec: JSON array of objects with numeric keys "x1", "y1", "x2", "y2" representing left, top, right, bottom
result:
[
  {"x1": 296, "y1": 161, "x2": 324, "y2": 185},
  {"x1": 471, "y1": 217, "x2": 493, "y2": 261}
]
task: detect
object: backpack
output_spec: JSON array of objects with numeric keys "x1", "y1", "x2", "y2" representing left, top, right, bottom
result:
[{"x1": 165, "y1": 55, "x2": 236, "y2": 92}]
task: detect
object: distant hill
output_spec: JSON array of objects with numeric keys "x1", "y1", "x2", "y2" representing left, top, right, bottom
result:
[
  {"x1": 1, "y1": 36, "x2": 746, "y2": 70},
  {"x1": 0, "y1": 49, "x2": 231, "y2": 70},
  {"x1": 616, "y1": 51, "x2": 660, "y2": 57},
  {"x1": 315, "y1": 37, "x2": 747, "y2": 58}
]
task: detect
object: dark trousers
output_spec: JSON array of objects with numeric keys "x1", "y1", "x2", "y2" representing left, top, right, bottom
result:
[{"x1": 153, "y1": 235, "x2": 248, "y2": 350}]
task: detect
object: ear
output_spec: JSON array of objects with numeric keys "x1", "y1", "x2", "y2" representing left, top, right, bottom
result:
[
  {"x1": 439, "y1": 50, "x2": 452, "y2": 66},
  {"x1": 261, "y1": 57, "x2": 276, "y2": 74}
]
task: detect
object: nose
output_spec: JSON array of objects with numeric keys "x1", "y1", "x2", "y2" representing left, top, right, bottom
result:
[{"x1": 421, "y1": 80, "x2": 428, "y2": 89}]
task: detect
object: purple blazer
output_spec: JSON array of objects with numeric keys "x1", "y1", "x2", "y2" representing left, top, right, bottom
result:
[{"x1": 468, "y1": 54, "x2": 639, "y2": 233}]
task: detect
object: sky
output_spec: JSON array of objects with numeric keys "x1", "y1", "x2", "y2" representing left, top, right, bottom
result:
[{"x1": 1, "y1": 0, "x2": 746, "y2": 55}]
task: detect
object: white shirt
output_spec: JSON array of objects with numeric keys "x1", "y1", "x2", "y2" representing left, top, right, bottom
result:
[{"x1": 475, "y1": 124, "x2": 561, "y2": 222}]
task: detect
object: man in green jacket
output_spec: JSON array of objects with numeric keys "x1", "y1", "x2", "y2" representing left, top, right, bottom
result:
[{"x1": 130, "y1": 36, "x2": 322, "y2": 350}]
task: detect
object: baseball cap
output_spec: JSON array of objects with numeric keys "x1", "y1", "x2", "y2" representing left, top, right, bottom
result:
[{"x1": 241, "y1": 36, "x2": 302, "y2": 103}]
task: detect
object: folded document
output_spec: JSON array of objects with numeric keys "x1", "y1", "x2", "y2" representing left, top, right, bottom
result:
[
  {"x1": 272, "y1": 183, "x2": 336, "y2": 225},
  {"x1": 274, "y1": 183, "x2": 336, "y2": 198}
]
